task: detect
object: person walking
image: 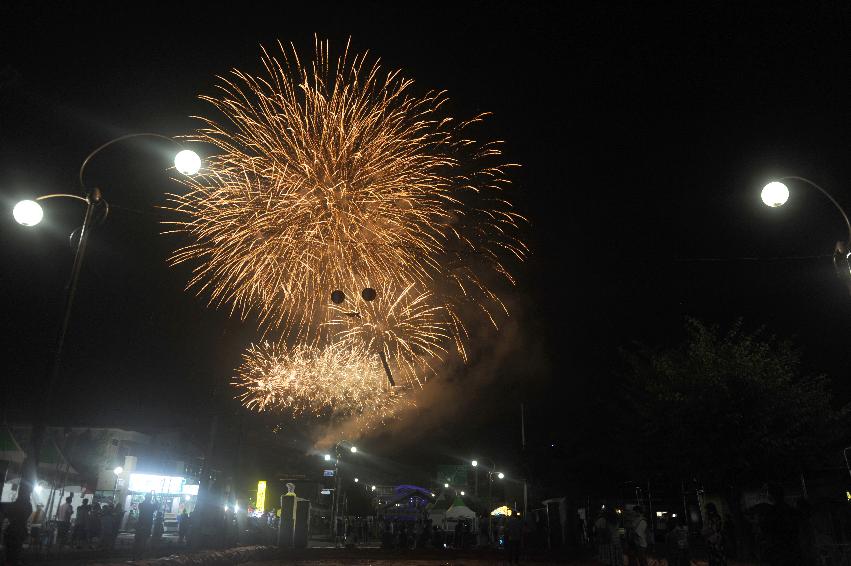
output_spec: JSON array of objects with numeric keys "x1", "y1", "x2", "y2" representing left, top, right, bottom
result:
[
  {"x1": 667, "y1": 515, "x2": 690, "y2": 566},
  {"x1": 100, "y1": 504, "x2": 114, "y2": 550},
  {"x1": 596, "y1": 508, "x2": 623, "y2": 566},
  {"x1": 133, "y1": 493, "x2": 155, "y2": 559},
  {"x1": 178, "y1": 509, "x2": 190, "y2": 543},
  {"x1": 629, "y1": 506, "x2": 649, "y2": 566},
  {"x1": 152, "y1": 510, "x2": 165, "y2": 544},
  {"x1": 506, "y1": 513, "x2": 523, "y2": 564},
  {"x1": 0, "y1": 487, "x2": 33, "y2": 566},
  {"x1": 27, "y1": 504, "x2": 45, "y2": 549},
  {"x1": 702, "y1": 503, "x2": 727, "y2": 566},
  {"x1": 72, "y1": 498, "x2": 90, "y2": 547},
  {"x1": 56, "y1": 496, "x2": 74, "y2": 546}
]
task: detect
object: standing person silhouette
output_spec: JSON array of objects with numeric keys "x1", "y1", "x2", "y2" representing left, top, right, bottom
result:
[{"x1": 133, "y1": 493, "x2": 155, "y2": 559}]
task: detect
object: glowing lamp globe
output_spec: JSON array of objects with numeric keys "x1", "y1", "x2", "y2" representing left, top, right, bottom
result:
[
  {"x1": 350, "y1": 446, "x2": 357, "y2": 453},
  {"x1": 113, "y1": 466, "x2": 124, "y2": 475},
  {"x1": 471, "y1": 460, "x2": 478, "y2": 467},
  {"x1": 761, "y1": 181, "x2": 789, "y2": 207},
  {"x1": 13, "y1": 200, "x2": 44, "y2": 226},
  {"x1": 174, "y1": 149, "x2": 201, "y2": 175},
  {"x1": 497, "y1": 472, "x2": 505, "y2": 479}
]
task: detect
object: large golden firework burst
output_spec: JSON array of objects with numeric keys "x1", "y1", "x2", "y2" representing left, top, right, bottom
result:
[
  {"x1": 166, "y1": 38, "x2": 525, "y2": 420},
  {"x1": 165, "y1": 39, "x2": 525, "y2": 346}
]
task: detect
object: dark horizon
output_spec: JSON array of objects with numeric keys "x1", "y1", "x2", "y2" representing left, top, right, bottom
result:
[{"x1": 3, "y1": 1, "x2": 851, "y2": 479}]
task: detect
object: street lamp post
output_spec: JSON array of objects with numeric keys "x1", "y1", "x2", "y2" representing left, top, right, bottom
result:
[
  {"x1": 10, "y1": 133, "x2": 200, "y2": 537},
  {"x1": 761, "y1": 176, "x2": 851, "y2": 292},
  {"x1": 113, "y1": 466, "x2": 124, "y2": 502},
  {"x1": 329, "y1": 441, "x2": 357, "y2": 541}
]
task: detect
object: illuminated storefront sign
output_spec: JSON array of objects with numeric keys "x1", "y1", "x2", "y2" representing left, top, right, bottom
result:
[
  {"x1": 128, "y1": 473, "x2": 185, "y2": 494},
  {"x1": 256, "y1": 480, "x2": 267, "y2": 512}
]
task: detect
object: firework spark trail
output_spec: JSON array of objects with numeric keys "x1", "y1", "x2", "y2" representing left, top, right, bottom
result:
[
  {"x1": 166, "y1": 38, "x2": 526, "y2": 421},
  {"x1": 233, "y1": 341, "x2": 411, "y2": 424},
  {"x1": 325, "y1": 281, "x2": 452, "y2": 387}
]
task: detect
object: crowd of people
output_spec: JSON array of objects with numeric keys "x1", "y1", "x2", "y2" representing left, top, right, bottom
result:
[
  {"x1": 49, "y1": 495, "x2": 123, "y2": 550},
  {"x1": 593, "y1": 503, "x2": 725, "y2": 566}
]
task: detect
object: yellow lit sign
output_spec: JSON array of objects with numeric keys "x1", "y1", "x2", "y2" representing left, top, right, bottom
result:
[
  {"x1": 256, "y1": 480, "x2": 267, "y2": 512},
  {"x1": 490, "y1": 505, "x2": 512, "y2": 516}
]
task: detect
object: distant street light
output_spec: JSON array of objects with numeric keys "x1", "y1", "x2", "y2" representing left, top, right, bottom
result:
[
  {"x1": 471, "y1": 460, "x2": 478, "y2": 467},
  {"x1": 460, "y1": 491, "x2": 465, "y2": 496},
  {"x1": 324, "y1": 454, "x2": 332, "y2": 461},
  {"x1": 350, "y1": 446, "x2": 358, "y2": 453},
  {"x1": 497, "y1": 472, "x2": 505, "y2": 479},
  {"x1": 761, "y1": 176, "x2": 851, "y2": 293},
  {"x1": 371, "y1": 485, "x2": 376, "y2": 491},
  {"x1": 354, "y1": 477, "x2": 359, "y2": 483},
  {"x1": 444, "y1": 483, "x2": 449, "y2": 488},
  {"x1": 10, "y1": 132, "x2": 201, "y2": 538}
]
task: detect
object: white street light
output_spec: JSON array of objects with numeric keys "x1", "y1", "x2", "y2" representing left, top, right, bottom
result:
[
  {"x1": 324, "y1": 454, "x2": 332, "y2": 461},
  {"x1": 444, "y1": 483, "x2": 449, "y2": 488},
  {"x1": 761, "y1": 181, "x2": 790, "y2": 207},
  {"x1": 461, "y1": 491, "x2": 465, "y2": 496},
  {"x1": 471, "y1": 460, "x2": 478, "y2": 467},
  {"x1": 354, "y1": 477, "x2": 359, "y2": 483},
  {"x1": 350, "y1": 446, "x2": 358, "y2": 453},
  {"x1": 13, "y1": 200, "x2": 44, "y2": 227},
  {"x1": 113, "y1": 466, "x2": 123, "y2": 475},
  {"x1": 174, "y1": 149, "x2": 201, "y2": 175},
  {"x1": 497, "y1": 472, "x2": 505, "y2": 479},
  {"x1": 371, "y1": 485, "x2": 376, "y2": 491}
]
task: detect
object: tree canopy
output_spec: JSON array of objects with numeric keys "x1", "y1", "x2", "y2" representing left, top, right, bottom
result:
[{"x1": 621, "y1": 318, "x2": 849, "y2": 486}]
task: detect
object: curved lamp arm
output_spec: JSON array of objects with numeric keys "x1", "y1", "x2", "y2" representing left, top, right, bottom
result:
[
  {"x1": 79, "y1": 132, "x2": 183, "y2": 189},
  {"x1": 34, "y1": 191, "x2": 108, "y2": 222},
  {"x1": 35, "y1": 193, "x2": 89, "y2": 204},
  {"x1": 781, "y1": 176, "x2": 851, "y2": 247}
]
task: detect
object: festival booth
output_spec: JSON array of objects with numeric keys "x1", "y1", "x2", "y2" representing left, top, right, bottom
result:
[{"x1": 434, "y1": 496, "x2": 477, "y2": 532}]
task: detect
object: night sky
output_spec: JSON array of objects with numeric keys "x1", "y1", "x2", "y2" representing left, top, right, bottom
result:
[{"x1": 3, "y1": 2, "x2": 851, "y2": 482}]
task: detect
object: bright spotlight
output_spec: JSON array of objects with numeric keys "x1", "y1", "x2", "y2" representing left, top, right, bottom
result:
[
  {"x1": 497, "y1": 472, "x2": 505, "y2": 479},
  {"x1": 761, "y1": 181, "x2": 789, "y2": 207},
  {"x1": 174, "y1": 149, "x2": 201, "y2": 175},
  {"x1": 444, "y1": 483, "x2": 449, "y2": 488},
  {"x1": 350, "y1": 446, "x2": 357, "y2": 453},
  {"x1": 13, "y1": 200, "x2": 44, "y2": 227},
  {"x1": 461, "y1": 491, "x2": 465, "y2": 496},
  {"x1": 324, "y1": 454, "x2": 332, "y2": 461},
  {"x1": 354, "y1": 478, "x2": 359, "y2": 483},
  {"x1": 471, "y1": 460, "x2": 478, "y2": 467},
  {"x1": 113, "y1": 466, "x2": 124, "y2": 475},
  {"x1": 371, "y1": 485, "x2": 376, "y2": 491}
]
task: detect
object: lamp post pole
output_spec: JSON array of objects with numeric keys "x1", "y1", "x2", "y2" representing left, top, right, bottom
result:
[
  {"x1": 17, "y1": 188, "x2": 101, "y2": 506},
  {"x1": 762, "y1": 176, "x2": 851, "y2": 292},
  {"x1": 9, "y1": 134, "x2": 200, "y2": 545}
]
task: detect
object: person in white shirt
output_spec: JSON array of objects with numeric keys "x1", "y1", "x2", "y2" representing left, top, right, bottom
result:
[
  {"x1": 57, "y1": 496, "x2": 74, "y2": 545},
  {"x1": 630, "y1": 506, "x2": 649, "y2": 566}
]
